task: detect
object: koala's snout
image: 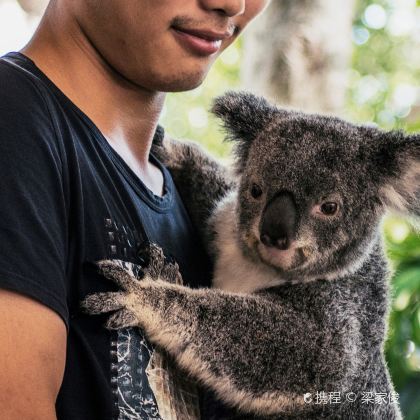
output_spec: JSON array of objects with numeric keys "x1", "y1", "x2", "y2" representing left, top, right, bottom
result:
[{"x1": 260, "y1": 192, "x2": 297, "y2": 250}]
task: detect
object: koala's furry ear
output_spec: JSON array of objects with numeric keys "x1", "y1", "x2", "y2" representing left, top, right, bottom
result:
[
  {"x1": 212, "y1": 91, "x2": 277, "y2": 172},
  {"x1": 212, "y1": 91, "x2": 276, "y2": 143},
  {"x1": 378, "y1": 131, "x2": 420, "y2": 218}
]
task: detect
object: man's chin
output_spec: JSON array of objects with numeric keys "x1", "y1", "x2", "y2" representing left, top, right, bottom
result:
[
  {"x1": 153, "y1": 62, "x2": 213, "y2": 93},
  {"x1": 151, "y1": 76, "x2": 204, "y2": 93}
]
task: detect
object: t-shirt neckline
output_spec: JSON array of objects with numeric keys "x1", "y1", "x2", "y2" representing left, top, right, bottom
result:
[{"x1": 5, "y1": 51, "x2": 174, "y2": 213}]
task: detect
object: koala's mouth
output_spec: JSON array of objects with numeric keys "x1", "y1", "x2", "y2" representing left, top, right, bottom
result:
[
  {"x1": 241, "y1": 229, "x2": 314, "y2": 275},
  {"x1": 255, "y1": 240, "x2": 310, "y2": 272}
]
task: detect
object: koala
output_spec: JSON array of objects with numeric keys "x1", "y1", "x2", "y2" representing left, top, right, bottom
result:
[{"x1": 82, "y1": 91, "x2": 418, "y2": 419}]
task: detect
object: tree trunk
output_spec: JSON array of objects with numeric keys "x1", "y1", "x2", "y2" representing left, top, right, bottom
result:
[{"x1": 241, "y1": 0, "x2": 356, "y2": 114}]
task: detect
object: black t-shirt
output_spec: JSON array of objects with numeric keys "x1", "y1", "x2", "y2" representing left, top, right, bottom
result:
[{"x1": 0, "y1": 52, "x2": 212, "y2": 420}]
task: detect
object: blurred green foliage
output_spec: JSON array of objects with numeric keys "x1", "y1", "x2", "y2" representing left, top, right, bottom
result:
[
  {"x1": 351, "y1": 1, "x2": 420, "y2": 419},
  {"x1": 383, "y1": 218, "x2": 420, "y2": 419},
  {"x1": 162, "y1": 1, "x2": 420, "y2": 418}
]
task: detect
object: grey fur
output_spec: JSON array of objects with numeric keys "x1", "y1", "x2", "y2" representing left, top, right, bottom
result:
[{"x1": 82, "y1": 91, "x2": 418, "y2": 419}]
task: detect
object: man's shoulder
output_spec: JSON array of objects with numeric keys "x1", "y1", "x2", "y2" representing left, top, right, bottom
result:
[
  {"x1": 0, "y1": 54, "x2": 66, "y2": 166},
  {"x1": 0, "y1": 53, "x2": 52, "y2": 115}
]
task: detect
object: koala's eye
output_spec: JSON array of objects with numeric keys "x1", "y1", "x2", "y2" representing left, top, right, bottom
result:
[
  {"x1": 250, "y1": 183, "x2": 263, "y2": 199},
  {"x1": 320, "y1": 202, "x2": 338, "y2": 216}
]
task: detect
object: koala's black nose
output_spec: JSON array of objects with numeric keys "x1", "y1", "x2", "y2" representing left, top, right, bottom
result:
[{"x1": 260, "y1": 192, "x2": 297, "y2": 250}]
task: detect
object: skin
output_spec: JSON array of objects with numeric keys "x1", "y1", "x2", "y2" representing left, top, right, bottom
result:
[
  {"x1": 0, "y1": 0, "x2": 270, "y2": 418},
  {"x1": 0, "y1": 290, "x2": 66, "y2": 420},
  {"x1": 23, "y1": 0, "x2": 269, "y2": 194}
]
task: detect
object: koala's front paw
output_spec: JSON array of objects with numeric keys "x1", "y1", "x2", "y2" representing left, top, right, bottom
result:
[
  {"x1": 160, "y1": 260, "x2": 183, "y2": 285},
  {"x1": 95, "y1": 259, "x2": 143, "y2": 290},
  {"x1": 138, "y1": 242, "x2": 183, "y2": 285},
  {"x1": 137, "y1": 242, "x2": 166, "y2": 280},
  {"x1": 81, "y1": 259, "x2": 147, "y2": 329},
  {"x1": 81, "y1": 291, "x2": 139, "y2": 329}
]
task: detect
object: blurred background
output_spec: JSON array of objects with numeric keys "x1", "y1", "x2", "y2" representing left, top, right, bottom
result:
[{"x1": 1, "y1": 0, "x2": 419, "y2": 418}]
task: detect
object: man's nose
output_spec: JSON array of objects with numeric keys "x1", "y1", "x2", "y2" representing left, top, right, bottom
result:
[
  {"x1": 260, "y1": 192, "x2": 297, "y2": 251},
  {"x1": 200, "y1": 0, "x2": 245, "y2": 17}
]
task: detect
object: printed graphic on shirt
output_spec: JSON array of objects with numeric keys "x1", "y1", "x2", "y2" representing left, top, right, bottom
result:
[
  {"x1": 103, "y1": 218, "x2": 201, "y2": 420},
  {"x1": 116, "y1": 328, "x2": 162, "y2": 419}
]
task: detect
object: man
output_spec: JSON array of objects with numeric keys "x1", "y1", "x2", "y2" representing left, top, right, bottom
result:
[{"x1": 0, "y1": 0, "x2": 269, "y2": 419}]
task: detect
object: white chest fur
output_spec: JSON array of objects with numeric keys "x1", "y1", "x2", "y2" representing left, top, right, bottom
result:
[{"x1": 210, "y1": 192, "x2": 287, "y2": 293}]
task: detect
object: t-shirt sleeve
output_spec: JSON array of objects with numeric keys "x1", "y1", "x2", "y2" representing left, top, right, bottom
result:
[{"x1": 0, "y1": 63, "x2": 69, "y2": 327}]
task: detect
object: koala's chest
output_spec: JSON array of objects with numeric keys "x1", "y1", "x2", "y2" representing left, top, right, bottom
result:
[
  {"x1": 212, "y1": 229, "x2": 285, "y2": 293},
  {"x1": 210, "y1": 193, "x2": 285, "y2": 293}
]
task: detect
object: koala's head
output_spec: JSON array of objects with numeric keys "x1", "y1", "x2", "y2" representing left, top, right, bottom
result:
[{"x1": 212, "y1": 91, "x2": 420, "y2": 281}]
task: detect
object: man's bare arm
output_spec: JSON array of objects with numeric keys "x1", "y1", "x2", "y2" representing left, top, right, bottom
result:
[{"x1": 0, "y1": 289, "x2": 66, "y2": 420}]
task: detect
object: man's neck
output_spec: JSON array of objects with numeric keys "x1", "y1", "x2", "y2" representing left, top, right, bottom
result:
[{"x1": 22, "y1": 4, "x2": 166, "y2": 195}]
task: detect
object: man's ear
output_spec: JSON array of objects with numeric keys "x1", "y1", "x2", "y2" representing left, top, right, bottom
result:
[
  {"x1": 211, "y1": 91, "x2": 277, "y2": 172},
  {"x1": 378, "y1": 131, "x2": 420, "y2": 218}
]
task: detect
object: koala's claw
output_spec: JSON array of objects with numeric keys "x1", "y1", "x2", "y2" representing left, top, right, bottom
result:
[
  {"x1": 105, "y1": 309, "x2": 138, "y2": 330},
  {"x1": 160, "y1": 261, "x2": 183, "y2": 285},
  {"x1": 141, "y1": 243, "x2": 166, "y2": 279},
  {"x1": 81, "y1": 291, "x2": 126, "y2": 315},
  {"x1": 96, "y1": 260, "x2": 142, "y2": 291},
  {"x1": 84, "y1": 244, "x2": 183, "y2": 330},
  {"x1": 81, "y1": 292, "x2": 139, "y2": 330},
  {"x1": 83, "y1": 246, "x2": 179, "y2": 331},
  {"x1": 137, "y1": 242, "x2": 181, "y2": 283}
]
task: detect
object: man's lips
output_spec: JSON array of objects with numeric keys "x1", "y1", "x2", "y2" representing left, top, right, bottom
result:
[{"x1": 171, "y1": 26, "x2": 233, "y2": 56}]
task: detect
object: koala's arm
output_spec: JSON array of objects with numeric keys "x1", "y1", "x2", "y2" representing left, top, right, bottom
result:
[
  {"x1": 152, "y1": 137, "x2": 235, "y2": 241},
  {"x1": 83, "y1": 264, "x2": 359, "y2": 416}
]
